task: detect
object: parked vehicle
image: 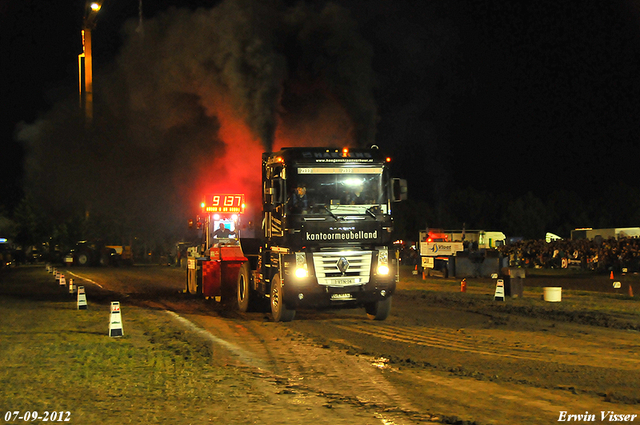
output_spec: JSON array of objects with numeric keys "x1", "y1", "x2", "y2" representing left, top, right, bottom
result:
[{"x1": 67, "y1": 241, "x2": 132, "y2": 266}]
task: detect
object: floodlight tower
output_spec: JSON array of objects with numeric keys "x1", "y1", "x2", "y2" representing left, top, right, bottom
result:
[{"x1": 78, "y1": 1, "x2": 103, "y2": 125}]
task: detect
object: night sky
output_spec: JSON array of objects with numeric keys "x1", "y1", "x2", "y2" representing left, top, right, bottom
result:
[{"x1": 3, "y1": 0, "x2": 640, "y2": 226}]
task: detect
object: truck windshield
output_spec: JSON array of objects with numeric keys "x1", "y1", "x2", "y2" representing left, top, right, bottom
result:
[{"x1": 287, "y1": 166, "x2": 388, "y2": 215}]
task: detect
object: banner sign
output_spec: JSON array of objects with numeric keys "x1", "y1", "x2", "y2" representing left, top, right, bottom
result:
[{"x1": 420, "y1": 242, "x2": 464, "y2": 257}]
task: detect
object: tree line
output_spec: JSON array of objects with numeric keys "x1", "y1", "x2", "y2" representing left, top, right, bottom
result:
[
  {"x1": 2, "y1": 181, "x2": 640, "y2": 254},
  {"x1": 393, "y1": 182, "x2": 640, "y2": 241}
]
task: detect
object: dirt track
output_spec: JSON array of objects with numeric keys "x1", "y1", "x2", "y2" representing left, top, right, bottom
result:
[{"x1": 24, "y1": 265, "x2": 640, "y2": 424}]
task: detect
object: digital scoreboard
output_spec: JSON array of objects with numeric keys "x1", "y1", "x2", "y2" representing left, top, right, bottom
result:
[{"x1": 201, "y1": 194, "x2": 245, "y2": 214}]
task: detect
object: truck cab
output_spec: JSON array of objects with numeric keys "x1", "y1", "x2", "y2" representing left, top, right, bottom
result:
[{"x1": 256, "y1": 147, "x2": 406, "y2": 321}]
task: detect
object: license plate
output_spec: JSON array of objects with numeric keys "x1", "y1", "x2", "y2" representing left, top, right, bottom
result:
[
  {"x1": 332, "y1": 278, "x2": 355, "y2": 285},
  {"x1": 331, "y1": 293, "x2": 353, "y2": 300}
]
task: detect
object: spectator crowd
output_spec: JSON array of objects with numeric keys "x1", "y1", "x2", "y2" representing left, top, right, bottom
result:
[
  {"x1": 397, "y1": 236, "x2": 640, "y2": 274},
  {"x1": 497, "y1": 237, "x2": 640, "y2": 273}
]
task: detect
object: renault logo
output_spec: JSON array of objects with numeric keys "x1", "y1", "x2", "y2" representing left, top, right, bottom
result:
[{"x1": 337, "y1": 257, "x2": 350, "y2": 274}]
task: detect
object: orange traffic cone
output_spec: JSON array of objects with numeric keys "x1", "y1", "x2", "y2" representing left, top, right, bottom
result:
[
  {"x1": 610, "y1": 271, "x2": 614, "y2": 280},
  {"x1": 629, "y1": 284, "x2": 634, "y2": 298}
]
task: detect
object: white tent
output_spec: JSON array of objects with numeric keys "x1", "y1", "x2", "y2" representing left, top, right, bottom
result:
[{"x1": 545, "y1": 232, "x2": 562, "y2": 243}]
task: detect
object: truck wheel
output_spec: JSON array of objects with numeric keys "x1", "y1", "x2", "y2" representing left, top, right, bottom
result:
[
  {"x1": 77, "y1": 252, "x2": 90, "y2": 266},
  {"x1": 237, "y1": 263, "x2": 251, "y2": 312},
  {"x1": 271, "y1": 274, "x2": 295, "y2": 322},
  {"x1": 186, "y1": 266, "x2": 199, "y2": 295},
  {"x1": 365, "y1": 296, "x2": 392, "y2": 321}
]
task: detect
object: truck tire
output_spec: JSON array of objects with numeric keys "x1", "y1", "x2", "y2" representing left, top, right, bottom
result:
[
  {"x1": 270, "y1": 274, "x2": 295, "y2": 322},
  {"x1": 365, "y1": 296, "x2": 392, "y2": 321},
  {"x1": 237, "y1": 263, "x2": 251, "y2": 312},
  {"x1": 77, "y1": 252, "x2": 90, "y2": 266},
  {"x1": 186, "y1": 264, "x2": 200, "y2": 295}
]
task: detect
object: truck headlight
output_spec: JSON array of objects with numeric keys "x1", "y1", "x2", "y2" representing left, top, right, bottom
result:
[
  {"x1": 377, "y1": 248, "x2": 389, "y2": 275},
  {"x1": 295, "y1": 252, "x2": 308, "y2": 278}
]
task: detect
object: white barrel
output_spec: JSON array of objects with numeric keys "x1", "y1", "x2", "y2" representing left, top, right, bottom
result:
[{"x1": 543, "y1": 287, "x2": 562, "y2": 302}]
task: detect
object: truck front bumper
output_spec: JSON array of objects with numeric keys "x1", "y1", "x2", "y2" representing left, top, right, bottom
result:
[{"x1": 282, "y1": 275, "x2": 396, "y2": 309}]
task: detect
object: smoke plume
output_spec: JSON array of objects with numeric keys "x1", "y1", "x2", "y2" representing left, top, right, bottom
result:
[{"x1": 18, "y1": 0, "x2": 376, "y2": 244}]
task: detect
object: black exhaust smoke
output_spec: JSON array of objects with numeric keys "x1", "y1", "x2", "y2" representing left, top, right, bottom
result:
[{"x1": 18, "y1": 0, "x2": 376, "y2": 242}]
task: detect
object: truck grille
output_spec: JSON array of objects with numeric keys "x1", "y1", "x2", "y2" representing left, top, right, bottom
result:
[{"x1": 313, "y1": 251, "x2": 372, "y2": 286}]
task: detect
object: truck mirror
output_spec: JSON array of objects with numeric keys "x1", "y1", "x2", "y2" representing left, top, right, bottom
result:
[
  {"x1": 275, "y1": 179, "x2": 285, "y2": 204},
  {"x1": 392, "y1": 178, "x2": 408, "y2": 202},
  {"x1": 269, "y1": 178, "x2": 285, "y2": 204},
  {"x1": 263, "y1": 179, "x2": 285, "y2": 205},
  {"x1": 264, "y1": 183, "x2": 272, "y2": 203}
]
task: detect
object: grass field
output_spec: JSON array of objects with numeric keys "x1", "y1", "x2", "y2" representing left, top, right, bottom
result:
[{"x1": 0, "y1": 267, "x2": 262, "y2": 424}]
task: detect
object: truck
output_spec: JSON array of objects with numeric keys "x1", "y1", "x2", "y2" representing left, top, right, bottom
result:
[
  {"x1": 417, "y1": 229, "x2": 463, "y2": 278},
  {"x1": 417, "y1": 228, "x2": 507, "y2": 278},
  {"x1": 442, "y1": 230, "x2": 506, "y2": 249},
  {"x1": 186, "y1": 146, "x2": 407, "y2": 322},
  {"x1": 66, "y1": 241, "x2": 133, "y2": 266}
]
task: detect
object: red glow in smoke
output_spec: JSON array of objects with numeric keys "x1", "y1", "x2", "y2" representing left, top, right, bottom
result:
[
  {"x1": 193, "y1": 90, "x2": 356, "y2": 219},
  {"x1": 193, "y1": 93, "x2": 263, "y2": 213}
]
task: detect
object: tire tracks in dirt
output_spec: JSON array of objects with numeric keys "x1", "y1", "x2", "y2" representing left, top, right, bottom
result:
[
  {"x1": 326, "y1": 321, "x2": 640, "y2": 369},
  {"x1": 178, "y1": 311, "x2": 437, "y2": 424}
]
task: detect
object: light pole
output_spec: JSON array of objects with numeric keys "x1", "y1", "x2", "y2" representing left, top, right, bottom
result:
[{"x1": 78, "y1": 1, "x2": 103, "y2": 125}]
